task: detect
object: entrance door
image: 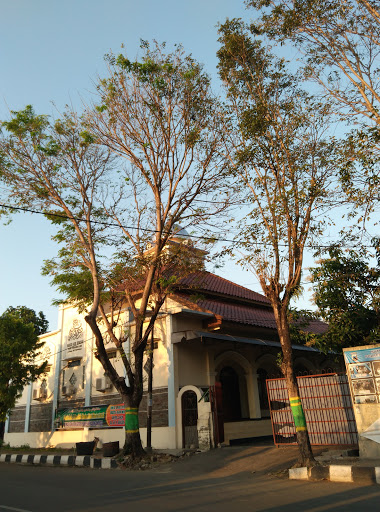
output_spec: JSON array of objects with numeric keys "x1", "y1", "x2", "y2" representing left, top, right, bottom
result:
[
  {"x1": 182, "y1": 390, "x2": 199, "y2": 449},
  {"x1": 219, "y1": 366, "x2": 242, "y2": 421}
]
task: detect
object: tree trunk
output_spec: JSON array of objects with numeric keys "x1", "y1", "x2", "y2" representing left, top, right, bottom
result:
[
  {"x1": 274, "y1": 304, "x2": 315, "y2": 467},
  {"x1": 85, "y1": 313, "x2": 145, "y2": 459},
  {"x1": 0, "y1": 421, "x2": 5, "y2": 442},
  {"x1": 122, "y1": 394, "x2": 145, "y2": 457}
]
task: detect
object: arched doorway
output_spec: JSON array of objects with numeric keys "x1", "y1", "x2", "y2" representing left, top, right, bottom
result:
[
  {"x1": 219, "y1": 366, "x2": 242, "y2": 421},
  {"x1": 294, "y1": 358, "x2": 315, "y2": 376},
  {"x1": 256, "y1": 360, "x2": 281, "y2": 418},
  {"x1": 181, "y1": 390, "x2": 199, "y2": 449}
]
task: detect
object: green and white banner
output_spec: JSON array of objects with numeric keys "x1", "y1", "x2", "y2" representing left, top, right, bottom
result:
[{"x1": 55, "y1": 403, "x2": 126, "y2": 429}]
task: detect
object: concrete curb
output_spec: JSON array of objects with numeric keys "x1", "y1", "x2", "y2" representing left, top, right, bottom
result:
[
  {"x1": 289, "y1": 465, "x2": 380, "y2": 484},
  {"x1": 0, "y1": 453, "x2": 119, "y2": 469}
]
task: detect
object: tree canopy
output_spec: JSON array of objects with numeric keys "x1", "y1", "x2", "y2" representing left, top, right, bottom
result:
[
  {"x1": 248, "y1": 0, "x2": 380, "y2": 125},
  {"x1": 0, "y1": 42, "x2": 227, "y2": 457},
  {"x1": 247, "y1": 0, "x2": 380, "y2": 216},
  {"x1": 2, "y1": 306, "x2": 49, "y2": 336},
  {"x1": 310, "y1": 246, "x2": 380, "y2": 349},
  {"x1": 217, "y1": 18, "x2": 339, "y2": 466},
  {"x1": 0, "y1": 308, "x2": 47, "y2": 423},
  {"x1": 218, "y1": 20, "x2": 338, "y2": 315}
]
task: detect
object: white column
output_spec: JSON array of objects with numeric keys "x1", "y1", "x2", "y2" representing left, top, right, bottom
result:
[
  {"x1": 84, "y1": 331, "x2": 93, "y2": 407},
  {"x1": 51, "y1": 306, "x2": 64, "y2": 430},
  {"x1": 166, "y1": 314, "x2": 176, "y2": 428},
  {"x1": 24, "y1": 382, "x2": 33, "y2": 432},
  {"x1": 205, "y1": 351, "x2": 216, "y2": 387},
  {"x1": 5, "y1": 414, "x2": 10, "y2": 434},
  {"x1": 124, "y1": 308, "x2": 133, "y2": 386},
  {"x1": 248, "y1": 371, "x2": 261, "y2": 418}
]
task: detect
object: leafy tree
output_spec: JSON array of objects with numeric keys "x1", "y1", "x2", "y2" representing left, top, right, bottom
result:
[
  {"x1": 248, "y1": 0, "x2": 380, "y2": 125},
  {"x1": 310, "y1": 246, "x2": 380, "y2": 349},
  {"x1": 3, "y1": 306, "x2": 49, "y2": 336},
  {"x1": 288, "y1": 308, "x2": 323, "y2": 349},
  {"x1": 0, "y1": 43, "x2": 227, "y2": 458},
  {"x1": 217, "y1": 19, "x2": 339, "y2": 466},
  {"x1": 247, "y1": 0, "x2": 380, "y2": 214},
  {"x1": 0, "y1": 310, "x2": 47, "y2": 438}
]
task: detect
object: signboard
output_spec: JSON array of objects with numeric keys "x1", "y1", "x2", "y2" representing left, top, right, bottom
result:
[
  {"x1": 55, "y1": 404, "x2": 126, "y2": 429},
  {"x1": 344, "y1": 347, "x2": 380, "y2": 404},
  {"x1": 344, "y1": 344, "x2": 380, "y2": 453},
  {"x1": 65, "y1": 319, "x2": 85, "y2": 359},
  {"x1": 345, "y1": 347, "x2": 380, "y2": 364}
]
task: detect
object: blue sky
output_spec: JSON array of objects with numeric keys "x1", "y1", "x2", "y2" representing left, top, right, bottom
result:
[{"x1": 0, "y1": 0, "x2": 341, "y2": 330}]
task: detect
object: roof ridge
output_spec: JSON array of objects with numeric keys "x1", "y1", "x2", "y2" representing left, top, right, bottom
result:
[
  {"x1": 203, "y1": 271, "x2": 260, "y2": 294},
  {"x1": 188, "y1": 270, "x2": 269, "y2": 303}
]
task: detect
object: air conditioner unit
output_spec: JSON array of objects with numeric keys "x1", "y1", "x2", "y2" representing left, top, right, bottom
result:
[
  {"x1": 61, "y1": 385, "x2": 77, "y2": 397},
  {"x1": 96, "y1": 376, "x2": 113, "y2": 392},
  {"x1": 33, "y1": 388, "x2": 47, "y2": 401}
]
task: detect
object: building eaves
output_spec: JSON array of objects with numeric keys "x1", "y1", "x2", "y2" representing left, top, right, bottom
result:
[{"x1": 175, "y1": 330, "x2": 320, "y2": 353}]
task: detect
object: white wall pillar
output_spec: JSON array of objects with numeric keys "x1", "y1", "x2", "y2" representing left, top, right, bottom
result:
[
  {"x1": 124, "y1": 308, "x2": 133, "y2": 386},
  {"x1": 166, "y1": 314, "x2": 176, "y2": 428},
  {"x1": 205, "y1": 351, "x2": 216, "y2": 387},
  {"x1": 51, "y1": 306, "x2": 64, "y2": 430},
  {"x1": 84, "y1": 330, "x2": 93, "y2": 407},
  {"x1": 248, "y1": 371, "x2": 261, "y2": 418},
  {"x1": 238, "y1": 373, "x2": 249, "y2": 418},
  {"x1": 24, "y1": 382, "x2": 33, "y2": 432}
]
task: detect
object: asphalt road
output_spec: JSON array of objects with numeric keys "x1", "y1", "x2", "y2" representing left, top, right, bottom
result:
[{"x1": 1, "y1": 446, "x2": 380, "y2": 512}]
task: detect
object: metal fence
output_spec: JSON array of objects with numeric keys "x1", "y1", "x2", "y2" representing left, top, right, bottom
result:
[{"x1": 267, "y1": 373, "x2": 358, "y2": 446}]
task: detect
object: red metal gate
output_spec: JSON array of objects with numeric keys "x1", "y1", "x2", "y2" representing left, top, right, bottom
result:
[{"x1": 267, "y1": 373, "x2": 358, "y2": 446}]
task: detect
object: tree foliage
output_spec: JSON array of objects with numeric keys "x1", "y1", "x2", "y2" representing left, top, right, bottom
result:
[
  {"x1": 218, "y1": 20, "x2": 338, "y2": 309},
  {"x1": 217, "y1": 18, "x2": 339, "y2": 465},
  {"x1": 2, "y1": 306, "x2": 49, "y2": 336},
  {"x1": 310, "y1": 246, "x2": 380, "y2": 349},
  {"x1": 248, "y1": 0, "x2": 380, "y2": 124},
  {"x1": 288, "y1": 308, "x2": 322, "y2": 347},
  {"x1": 0, "y1": 309, "x2": 47, "y2": 422},
  {"x1": 247, "y1": 0, "x2": 380, "y2": 214},
  {"x1": 0, "y1": 42, "x2": 227, "y2": 456}
]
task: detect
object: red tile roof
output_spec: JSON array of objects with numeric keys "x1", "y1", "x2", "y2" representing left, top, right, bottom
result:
[
  {"x1": 118, "y1": 267, "x2": 327, "y2": 335},
  {"x1": 197, "y1": 299, "x2": 277, "y2": 329},
  {"x1": 173, "y1": 285, "x2": 328, "y2": 334},
  {"x1": 302, "y1": 320, "x2": 329, "y2": 335},
  {"x1": 173, "y1": 293, "x2": 277, "y2": 330},
  {"x1": 179, "y1": 272, "x2": 270, "y2": 304}
]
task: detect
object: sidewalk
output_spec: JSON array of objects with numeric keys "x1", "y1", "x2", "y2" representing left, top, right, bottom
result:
[
  {"x1": 2, "y1": 441, "x2": 380, "y2": 484},
  {"x1": 0, "y1": 441, "x2": 308, "y2": 472},
  {"x1": 290, "y1": 449, "x2": 380, "y2": 485}
]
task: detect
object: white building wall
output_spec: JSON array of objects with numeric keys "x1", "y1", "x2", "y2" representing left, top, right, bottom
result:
[
  {"x1": 178, "y1": 344, "x2": 208, "y2": 388},
  {"x1": 5, "y1": 303, "x2": 175, "y2": 449},
  {"x1": 5, "y1": 300, "x2": 278, "y2": 450}
]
